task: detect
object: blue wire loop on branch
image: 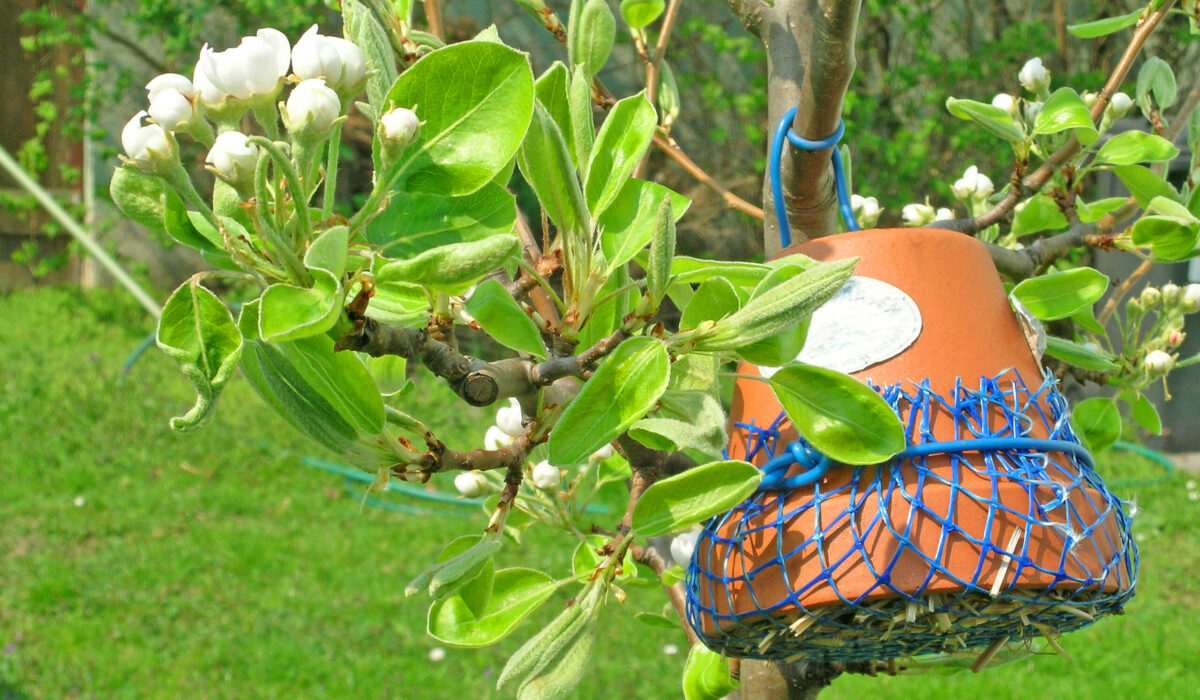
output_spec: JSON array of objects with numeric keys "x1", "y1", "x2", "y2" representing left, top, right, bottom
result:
[{"x1": 770, "y1": 106, "x2": 860, "y2": 248}]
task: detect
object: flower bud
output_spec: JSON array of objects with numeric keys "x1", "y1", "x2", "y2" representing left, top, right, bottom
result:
[
  {"x1": 205, "y1": 131, "x2": 259, "y2": 184},
  {"x1": 1140, "y1": 286, "x2": 1161, "y2": 308},
  {"x1": 1144, "y1": 349, "x2": 1174, "y2": 375},
  {"x1": 1081, "y1": 92, "x2": 1098, "y2": 109},
  {"x1": 148, "y1": 89, "x2": 196, "y2": 132},
  {"x1": 1024, "y1": 100, "x2": 1044, "y2": 125},
  {"x1": 484, "y1": 425, "x2": 514, "y2": 451},
  {"x1": 991, "y1": 93, "x2": 1017, "y2": 116},
  {"x1": 1108, "y1": 92, "x2": 1133, "y2": 119},
  {"x1": 952, "y1": 165, "x2": 995, "y2": 203},
  {"x1": 670, "y1": 530, "x2": 700, "y2": 568},
  {"x1": 284, "y1": 78, "x2": 341, "y2": 134},
  {"x1": 379, "y1": 107, "x2": 422, "y2": 146},
  {"x1": 495, "y1": 397, "x2": 524, "y2": 438},
  {"x1": 592, "y1": 443, "x2": 615, "y2": 460},
  {"x1": 1181, "y1": 283, "x2": 1200, "y2": 313},
  {"x1": 850, "y1": 194, "x2": 881, "y2": 228},
  {"x1": 1018, "y1": 57, "x2": 1051, "y2": 95},
  {"x1": 934, "y1": 207, "x2": 954, "y2": 222},
  {"x1": 1162, "y1": 282, "x2": 1182, "y2": 306},
  {"x1": 194, "y1": 28, "x2": 291, "y2": 106},
  {"x1": 1168, "y1": 330, "x2": 1186, "y2": 346},
  {"x1": 454, "y1": 471, "x2": 488, "y2": 498},
  {"x1": 121, "y1": 111, "x2": 176, "y2": 173},
  {"x1": 901, "y1": 202, "x2": 935, "y2": 227},
  {"x1": 292, "y1": 25, "x2": 367, "y2": 95},
  {"x1": 531, "y1": 460, "x2": 561, "y2": 490}
]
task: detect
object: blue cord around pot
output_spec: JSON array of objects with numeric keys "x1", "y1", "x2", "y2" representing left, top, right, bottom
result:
[{"x1": 770, "y1": 106, "x2": 860, "y2": 247}]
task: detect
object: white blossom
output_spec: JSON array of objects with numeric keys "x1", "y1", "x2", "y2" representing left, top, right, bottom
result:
[
  {"x1": 1144, "y1": 349, "x2": 1174, "y2": 375},
  {"x1": 951, "y1": 165, "x2": 995, "y2": 203},
  {"x1": 194, "y1": 28, "x2": 291, "y2": 106},
  {"x1": 1140, "y1": 286, "x2": 1161, "y2": 308},
  {"x1": 495, "y1": 397, "x2": 524, "y2": 437},
  {"x1": 291, "y1": 25, "x2": 367, "y2": 94},
  {"x1": 531, "y1": 460, "x2": 561, "y2": 490},
  {"x1": 484, "y1": 425, "x2": 514, "y2": 451},
  {"x1": 454, "y1": 472, "x2": 488, "y2": 499},
  {"x1": 670, "y1": 530, "x2": 700, "y2": 568},
  {"x1": 121, "y1": 111, "x2": 174, "y2": 171},
  {"x1": 1162, "y1": 282, "x2": 1182, "y2": 306},
  {"x1": 934, "y1": 207, "x2": 954, "y2": 222},
  {"x1": 1108, "y1": 92, "x2": 1133, "y2": 119},
  {"x1": 1023, "y1": 100, "x2": 1044, "y2": 125},
  {"x1": 991, "y1": 93, "x2": 1016, "y2": 116},
  {"x1": 1182, "y1": 283, "x2": 1200, "y2": 313},
  {"x1": 285, "y1": 78, "x2": 341, "y2": 133},
  {"x1": 147, "y1": 73, "x2": 196, "y2": 102},
  {"x1": 850, "y1": 194, "x2": 882, "y2": 228},
  {"x1": 205, "y1": 131, "x2": 259, "y2": 183},
  {"x1": 379, "y1": 107, "x2": 421, "y2": 146},
  {"x1": 148, "y1": 89, "x2": 196, "y2": 131},
  {"x1": 901, "y1": 202, "x2": 935, "y2": 227},
  {"x1": 592, "y1": 443, "x2": 615, "y2": 460},
  {"x1": 428, "y1": 647, "x2": 446, "y2": 662},
  {"x1": 1018, "y1": 57, "x2": 1051, "y2": 95}
]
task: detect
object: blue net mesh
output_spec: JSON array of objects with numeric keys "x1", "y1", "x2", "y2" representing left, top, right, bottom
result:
[{"x1": 686, "y1": 369, "x2": 1137, "y2": 662}]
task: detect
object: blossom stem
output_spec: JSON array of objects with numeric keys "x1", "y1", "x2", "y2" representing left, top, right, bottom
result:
[
  {"x1": 322, "y1": 122, "x2": 344, "y2": 220},
  {"x1": 249, "y1": 137, "x2": 313, "y2": 246}
]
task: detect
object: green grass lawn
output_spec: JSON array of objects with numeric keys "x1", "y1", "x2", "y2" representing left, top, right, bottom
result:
[{"x1": 2, "y1": 286, "x2": 1198, "y2": 699}]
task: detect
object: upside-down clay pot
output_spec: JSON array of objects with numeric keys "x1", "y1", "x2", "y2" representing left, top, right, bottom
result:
[{"x1": 692, "y1": 227, "x2": 1134, "y2": 647}]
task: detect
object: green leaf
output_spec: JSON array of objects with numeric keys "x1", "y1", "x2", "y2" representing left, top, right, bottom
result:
[
  {"x1": 569, "y1": 64, "x2": 595, "y2": 168},
  {"x1": 465, "y1": 279, "x2": 546, "y2": 358},
  {"x1": 693, "y1": 258, "x2": 855, "y2": 352},
  {"x1": 668, "y1": 352, "x2": 719, "y2": 393},
  {"x1": 571, "y1": 535, "x2": 637, "y2": 580},
  {"x1": 341, "y1": 0, "x2": 398, "y2": 115},
  {"x1": 368, "y1": 278, "x2": 430, "y2": 329},
  {"x1": 305, "y1": 225, "x2": 348, "y2": 278},
  {"x1": 568, "y1": 0, "x2": 616, "y2": 80},
  {"x1": 734, "y1": 265, "x2": 811, "y2": 366},
  {"x1": 1130, "y1": 216, "x2": 1200, "y2": 261},
  {"x1": 632, "y1": 460, "x2": 762, "y2": 537},
  {"x1": 1112, "y1": 165, "x2": 1179, "y2": 207},
  {"x1": 667, "y1": 257, "x2": 777, "y2": 287},
  {"x1": 1034, "y1": 88, "x2": 1098, "y2": 141},
  {"x1": 498, "y1": 588, "x2": 601, "y2": 699},
  {"x1": 1044, "y1": 336, "x2": 1119, "y2": 372},
  {"x1": 1072, "y1": 397, "x2": 1121, "y2": 453},
  {"x1": 257, "y1": 271, "x2": 341, "y2": 342},
  {"x1": 156, "y1": 277, "x2": 243, "y2": 431},
  {"x1": 428, "y1": 567, "x2": 559, "y2": 647},
  {"x1": 945, "y1": 97, "x2": 1025, "y2": 142},
  {"x1": 1072, "y1": 308, "x2": 1107, "y2": 336},
  {"x1": 163, "y1": 190, "x2": 221, "y2": 253},
  {"x1": 576, "y1": 264, "x2": 635, "y2": 348},
  {"x1": 1095, "y1": 131, "x2": 1180, "y2": 165},
  {"x1": 646, "y1": 198, "x2": 675, "y2": 306},
  {"x1": 549, "y1": 336, "x2": 670, "y2": 465},
  {"x1": 1011, "y1": 268, "x2": 1109, "y2": 320},
  {"x1": 535, "y1": 62, "x2": 577, "y2": 167},
  {"x1": 598, "y1": 178, "x2": 690, "y2": 274},
  {"x1": 405, "y1": 533, "x2": 504, "y2": 600},
  {"x1": 1011, "y1": 194, "x2": 1069, "y2": 237},
  {"x1": 620, "y1": 0, "x2": 665, "y2": 28},
  {"x1": 110, "y1": 166, "x2": 168, "y2": 234},
  {"x1": 382, "y1": 41, "x2": 534, "y2": 195},
  {"x1": 629, "y1": 390, "x2": 727, "y2": 459},
  {"x1": 237, "y1": 302, "x2": 386, "y2": 455},
  {"x1": 585, "y1": 93, "x2": 657, "y2": 217},
  {"x1": 680, "y1": 277, "x2": 742, "y2": 330},
  {"x1": 1129, "y1": 392, "x2": 1163, "y2": 434},
  {"x1": 769, "y1": 363, "x2": 906, "y2": 466},
  {"x1": 368, "y1": 354, "x2": 410, "y2": 396},
  {"x1": 1137, "y1": 57, "x2": 1177, "y2": 111},
  {"x1": 375, "y1": 234, "x2": 520, "y2": 294},
  {"x1": 1067, "y1": 9, "x2": 1142, "y2": 38},
  {"x1": 682, "y1": 643, "x2": 739, "y2": 700},
  {"x1": 1077, "y1": 196, "x2": 1130, "y2": 223},
  {"x1": 518, "y1": 100, "x2": 589, "y2": 236},
  {"x1": 633, "y1": 612, "x2": 678, "y2": 629},
  {"x1": 365, "y1": 183, "x2": 516, "y2": 258}
]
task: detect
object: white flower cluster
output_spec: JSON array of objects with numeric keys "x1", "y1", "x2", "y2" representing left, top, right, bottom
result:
[
  {"x1": 120, "y1": 25, "x2": 369, "y2": 180},
  {"x1": 850, "y1": 194, "x2": 882, "y2": 228},
  {"x1": 951, "y1": 165, "x2": 994, "y2": 204}
]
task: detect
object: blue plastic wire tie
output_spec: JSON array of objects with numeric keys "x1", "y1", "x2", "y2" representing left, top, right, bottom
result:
[{"x1": 770, "y1": 106, "x2": 860, "y2": 248}]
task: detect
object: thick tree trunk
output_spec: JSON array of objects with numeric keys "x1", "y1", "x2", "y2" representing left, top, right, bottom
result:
[{"x1": 726, "y1": 1, "x2": 863, "y2": 696}]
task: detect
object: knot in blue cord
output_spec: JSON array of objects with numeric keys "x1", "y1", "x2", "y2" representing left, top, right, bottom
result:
[
  {"x1": 770, "y1": 107, "x2": 860, "y2": 248},
  {"x1": 759, "y1": 439, "x2": 832, "y2": 491}
]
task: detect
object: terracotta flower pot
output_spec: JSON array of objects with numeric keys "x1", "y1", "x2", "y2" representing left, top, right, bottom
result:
[{"x1": 687, "y1": 228, "x2": 1136, "y2": 661}]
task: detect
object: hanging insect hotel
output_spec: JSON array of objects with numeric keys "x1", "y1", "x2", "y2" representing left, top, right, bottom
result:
[{"x1": 684, "y1": 110, "x2": 1137, "y2": 665}]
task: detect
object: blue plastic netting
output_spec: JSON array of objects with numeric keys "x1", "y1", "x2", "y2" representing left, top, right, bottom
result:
[{"x1": 685, "y1": 369, "x2": 1137, "y2": 662}]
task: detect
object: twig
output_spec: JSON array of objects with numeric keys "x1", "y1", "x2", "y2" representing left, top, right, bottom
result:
[
  {"x1": 423, "y1": 0, "x2": 444, "y2": 40},
  {"x1": 631, "y1": 542, "x2": 700, "y2": 646},
  {"x1": 943, "y1": 0, "x2": 1176, "y2": 236},
  {"x1": 653, "y1": 133, "x2": 765, "y2": 219}
]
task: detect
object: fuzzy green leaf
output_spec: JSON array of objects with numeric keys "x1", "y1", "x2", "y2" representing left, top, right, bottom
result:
[{"x1": 632, "y1": 460, "x2": 762, "y2": 537}]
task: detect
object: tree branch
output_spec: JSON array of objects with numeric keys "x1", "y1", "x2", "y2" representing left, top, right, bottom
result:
[
  {"x1": 726, "y1": 0, "x2": 769, "y2": 38},
  {"x1": 630, "y1": 541, "x2": 700, "y2": 647},
  {"x1": 653, "y1": 133, "x2": 765, "y2": 219},
  {"x1": 941, "y1": 0, "x2": 1176, "y2": 236}
]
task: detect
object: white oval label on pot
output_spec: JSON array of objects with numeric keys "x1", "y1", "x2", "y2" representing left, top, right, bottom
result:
[{"x1": 759, "y1": 276, "x2": 922, "y2": 377}]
